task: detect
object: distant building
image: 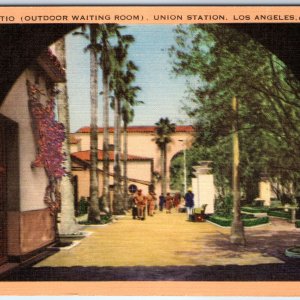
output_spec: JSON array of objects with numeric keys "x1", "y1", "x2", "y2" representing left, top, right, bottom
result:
[
  {"x1": 71, "y1": 150, "x2": 153, "y2": 203},
  {"x1": 71, "y1": 125, "x2": 195, "y2": 195}
]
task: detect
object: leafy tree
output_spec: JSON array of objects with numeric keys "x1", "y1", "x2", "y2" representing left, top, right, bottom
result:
[
  {"x1": 170, "y1": 24, "x2": 300, "y2": 244},
  {"x1": 170, "y1": 24, "x2": 300, "y2": 202}
]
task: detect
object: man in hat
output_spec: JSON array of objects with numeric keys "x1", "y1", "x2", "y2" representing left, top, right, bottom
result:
[{"x1": 184, "y1": 189, "x2": 194, "y2": 221}]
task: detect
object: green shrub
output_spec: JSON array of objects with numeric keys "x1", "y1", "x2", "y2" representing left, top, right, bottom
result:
[
  {"x1": 214, "y1": 194, "x2": 233, "y2": 217},
  {"x1": 78, "y1": 197, "x2": 89, "y2": 216},
  {"x1": 208, "y1": 215, "x2": 232, "y2": 227},
  {"x1": 242, "y1": 206, "x2": 269, "y2": 213},
  {"x1": 267, "y1": 210, "x2": 291, "y2": 219},
  {"x1": 208, "y1": 215, "x2": 269, "y2": 227},
  {"x1": 295, "y1": 220, "x2": 300, "y2": 228}
]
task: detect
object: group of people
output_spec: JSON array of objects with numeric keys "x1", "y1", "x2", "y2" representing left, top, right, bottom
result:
[
  {"x1": 158, "y1": 192, "x2": 181, "y2": 213},
  {"x1": 130, "y1": 188, "x2": 195, "y2": 221}
]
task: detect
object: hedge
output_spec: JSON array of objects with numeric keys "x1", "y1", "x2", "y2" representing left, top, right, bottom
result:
[
  {"x1": 267, "y1": 210, "x2": 291, "y2": 219},
  {"x1": 208, "y1": 215, "x2": 269, "y2": 227},
  {"x1": 241, "y1": 206, "x2": 269, "y2": 213}
]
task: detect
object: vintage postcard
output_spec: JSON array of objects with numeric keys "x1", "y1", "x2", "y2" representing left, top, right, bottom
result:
[{"x1": 0, "y1": 4, "x2": 300, "y2": 296}]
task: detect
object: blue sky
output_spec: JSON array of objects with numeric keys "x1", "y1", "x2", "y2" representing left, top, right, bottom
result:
[{"x1": 65, "y1": 25, "x2": 191, "y2": 132}]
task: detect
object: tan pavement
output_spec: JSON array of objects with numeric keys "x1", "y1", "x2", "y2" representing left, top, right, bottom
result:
[{"x1": 35, "y1": 211, "x2": 299, "y2": 268}]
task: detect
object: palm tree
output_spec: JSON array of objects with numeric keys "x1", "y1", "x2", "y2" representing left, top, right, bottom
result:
[
  {"x1": 154, "y1": 118, "x2": 176, "y2": 196},
  {"x1": 74, "y1": 25, "x2": 101, "y2": 222},
  {"x1": 88, "y1": 24, "x2": 102, "y2": 222},
  {"x1": 110, "y1": 32, "x2": 135, "y2": 214},
  {"x1": 98, "y1": 25, "x2": 112, "y2": 214},
  {"x1": 230, "y1": 96, "x2": 246, "y2": 245},
  {"x1": 99, "y1": 24, "x2": 127, "y2": 214},
  {"x1": 121, "y1": 102, "x2": 134, "y2": 209},
  {"x1": 121, "y1": 86, "x2": 142, "y2": 209},
  {"x1": 55, "y1": 37, "x2": 78, "y2": 234}
]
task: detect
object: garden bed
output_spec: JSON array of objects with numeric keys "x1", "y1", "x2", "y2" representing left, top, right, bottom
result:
[
  {"x1": 208, "y1": 215, "x2": 269, "y2": 227},
  {"x1": 241, "y1": 206, "x2": 269, "y2": 213}
]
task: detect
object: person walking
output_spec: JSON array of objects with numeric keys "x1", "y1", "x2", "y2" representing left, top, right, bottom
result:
[
  {"x1": 135, "y1": 189, "x2": 146, "y2": 220},
  {"x1": 159, "y1": 193, "x2": 165, "y2": 211},
  {"x1": 184, "y1": 189, "x2": 194, "y2": 221},
  {"x1": 165, "y1": 192, "x2": 173, "y2": 214}
]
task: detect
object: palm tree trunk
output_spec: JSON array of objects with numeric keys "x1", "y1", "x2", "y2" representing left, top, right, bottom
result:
[
  {"x1": 88, "y1": 24, "x2": 101, "y2": 222},
  {"x1": 55, "y1": 37, "x2": 78, "y2": 234},
  {"x1": 101, "y1": 59, "x2": 110, "y2": 213},
  {"x1": 113, "y1": 97, "x2": 124, "y2": 214},
  {"x1": 161, "y1": 146, "x2": 167, "y2": 196},
  {"x1": 123, "y1": 121, "x2": 129, "y2": 209},
  {"x1": 102, "y1": 38, "x2": 110, "y2": 214},
  {"x1": 230, "y1": 96, "x2": 245, "y2": 245}
]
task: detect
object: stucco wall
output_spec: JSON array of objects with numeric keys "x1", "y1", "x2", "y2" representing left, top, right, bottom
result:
[
  {"x1": 73, "y1": 159, "x2": 152, "y2": 199},
  {"x1": 0, "y1": 71, "x2": 49, "y2": 212},
  {"x1": 72, "y1": 130, "x2": 194, "y2": 194}
]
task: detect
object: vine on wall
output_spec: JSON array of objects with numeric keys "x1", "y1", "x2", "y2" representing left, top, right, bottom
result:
[{"x1": 27, "y1": 80, "x2": 66, "y2": 215}]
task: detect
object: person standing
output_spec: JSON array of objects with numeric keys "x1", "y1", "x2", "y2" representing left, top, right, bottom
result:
[
  {"x1": 165, "y1": 192, "x2": 173, "y2": 214},
  {"x1": 130, "y1": 193, "x2": 138, "y2": 219},
  {"x1": 173, "y1": 192, "x2": 181, "y2": 212},
  {"x1": 147, "y1": 191, "x2": 156, "y2": 216},
  {"x1": 159, "y1": 193, "x2": 165, "y2": 211},
  {"x1": 184, "y1": 189, "x2": 194, "y2": 221}
]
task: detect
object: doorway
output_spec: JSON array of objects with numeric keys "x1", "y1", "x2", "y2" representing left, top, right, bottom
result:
[{"x1": 0, "y1": 124, "x2": 7, "y2": 264}]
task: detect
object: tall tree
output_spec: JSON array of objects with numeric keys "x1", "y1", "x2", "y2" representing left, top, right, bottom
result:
[
  {"x1": 88, "y1": 24, "x2": 101, "y2": 222},
  {"x1": 154, "y1": 118, "x2": 176, "y2": 196},
  {"x1": 74, "y1": 25, "x2": 101, "y2": 222},
  {"x1": 122, "y1": 102, "x2": 134, "y2": 208},
  {"x1": 98, "y1": 24, "x2": 129, "y2": 214},
  {"x1": 110, "y1": 32, "x2": 136, "y2": 214},
  {"x1": 99, "y1": 25, "x2": 111, "y2": 214},
  {"x1": 55, "y1": 37, "x2": 78, "y2": 234},
  {"x1": 121, "y1": 86, "x2": 142, "y2": 209},
  {"x1": 230, "y1": 96, "x2": 245, "y2": 245},
  {"x1": 170, "y1": 24, "x2": 300, "y2": 205}
]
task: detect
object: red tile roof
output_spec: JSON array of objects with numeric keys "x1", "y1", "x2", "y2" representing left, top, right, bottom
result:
[
  {"x1": 71, "y1": 150, "x2": 152, "y2": 162},
  {"x1": 76, "y1": 125, "x2": 195, "y2": 134}
]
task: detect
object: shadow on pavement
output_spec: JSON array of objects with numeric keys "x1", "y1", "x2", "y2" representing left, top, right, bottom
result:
[{"x1": 3, "y1": 261, "x2": 300, "y2": 281}]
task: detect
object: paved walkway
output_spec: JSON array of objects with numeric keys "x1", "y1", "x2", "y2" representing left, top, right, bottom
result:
[{"x1": 4, "y1": 211, "x2": 300, "y2": 280}]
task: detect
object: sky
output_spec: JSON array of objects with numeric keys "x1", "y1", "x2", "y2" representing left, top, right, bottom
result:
[{"x1": 65, "y1": 25, "x2": 191, "y2": 132}]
